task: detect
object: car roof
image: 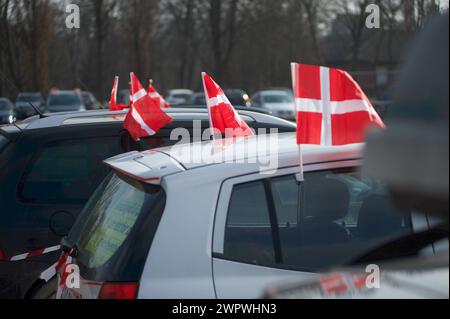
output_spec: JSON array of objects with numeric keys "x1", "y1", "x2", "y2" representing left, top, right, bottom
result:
[
  {"x1": 17, "y1": 108, "x2": 295, "y2": 130},
  {"x1": 104, "y1": 133, "x2": 363, "y2": 184}
]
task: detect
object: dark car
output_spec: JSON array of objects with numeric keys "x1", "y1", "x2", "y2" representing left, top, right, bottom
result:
[
  {"x1": 224, "y1": 89, "x2": 251, "y2": 107},
  {"x1": 46, "y1": 91, "x2": 85, "y2": 113},
  {"x1": 0, "y1": 108, "x2": 295, "y2": 299},
  {"x1": 15, "y1": 93, "x2": 46, "y2": 120},
  {"x1": 81, "y1": 92, "x2": 102, "y2": 110},
  {"x1": 0, "y1": 98, "x2": 15, "y2": 125}
]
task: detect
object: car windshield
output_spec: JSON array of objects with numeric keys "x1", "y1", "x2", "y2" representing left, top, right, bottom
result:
[
  {"x1": 16, "y1": 94, "x2": 41, "y2": 102},
  {"x1": 264, "y1": 94, "x2": 293, "y2": 103},
  {"x1": 0, "y1": 101, "x2": 12, "y2": 111},
  {"x1": 67, "y1": 173, "x2": 166, "y2": 281},
  {"x1": 48, "y1": 93, "x2": 81, "y2": 106}
]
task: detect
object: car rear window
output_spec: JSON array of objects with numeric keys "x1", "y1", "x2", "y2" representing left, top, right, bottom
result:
[
  {"x1": 67, "y1": 172, "x2": 166, "y2": 282},
  {"x1": 20, "y1": 137, "x2": 120, "y2": 204}
]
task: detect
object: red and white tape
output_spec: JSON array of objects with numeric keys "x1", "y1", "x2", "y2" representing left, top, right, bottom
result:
[{"x1": 1, "y1": 245, "x2": 61, "y2": 262}]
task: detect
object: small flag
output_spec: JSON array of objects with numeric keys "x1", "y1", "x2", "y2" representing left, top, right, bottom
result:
[
  {"x1": 124, "y1": 72, "x2": 173, "y2": 141},
  {"x1": 291, "y1": 63, "x2": 385, "y2": 146},
  {"x1": 148, "y1": 80, "x2": 171, "y2": 109},
  {"x1": 109, "y1": 76, "x2": 119, "y2": 111},
  {"x1": 202, "y1": 72, "x2": 254, "y2": 139}
]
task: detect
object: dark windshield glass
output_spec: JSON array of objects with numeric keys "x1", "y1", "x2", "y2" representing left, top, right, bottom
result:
[
  {"x1": 264, "y1": 94, "x2": 293, "y2": 103},
  {"x1": 17, "y1": 94, "x2": 42, "y2": 102},
  {"x1": 0, "y1": 101, "x2": 12, "y2": 111},
  {"x1": 48, "y1": 94, "x2": 81, "y2": 106},
  {"x1": 68, "y1": 173, "x2": 166, "y2": 281}
]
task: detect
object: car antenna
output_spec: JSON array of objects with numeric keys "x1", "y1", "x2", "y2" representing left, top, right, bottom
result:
[{"x1": 0, "y1": 71, "x2": 46, "y2": 119}]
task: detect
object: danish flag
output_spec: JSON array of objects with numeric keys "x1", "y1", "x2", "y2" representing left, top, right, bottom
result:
[
  {"x1": 291, "y1": 63, "x2": 385, "y2": 146},
  {"x1": 202, "y1": 72, "x2": 254, "y2": 138},
  {"x1": 109, "y1": 76, "x2": 119, "y2": 111},
  {"x1": 124, "y1": 73, "x2": 173, "y2": 141},
  {"x1": 148, "y1": 80, "x2": 170, "y2": 109}
]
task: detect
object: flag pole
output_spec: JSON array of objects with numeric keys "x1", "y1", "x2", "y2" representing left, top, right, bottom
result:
[
  {"x1": 201, "y1": 72, "x2": 216, "y2": 141},
  {"x1": 291, "y1": 62, "x2": 304, "y2": 182}
]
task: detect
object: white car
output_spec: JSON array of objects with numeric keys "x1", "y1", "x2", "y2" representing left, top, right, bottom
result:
[
  {"x1": 57, "y1": 133, "x2": 431, "y2": 299},
  {"x1": 252, "y1": 90, "x2": 296, "y2": 121}
]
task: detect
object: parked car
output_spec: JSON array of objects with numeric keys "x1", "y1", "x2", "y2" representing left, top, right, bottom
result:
[
  {"x1": 0, "y1": 98, "x2": 15, "y2": 125},
  {"x1": 224, "y1": 89, "x2": 251, "y2": 108},
  {"x1": 117, "y1": 90, "x2": 131, "y2": 106},
  {"x1": 166, "y1": 89, "x2": 194, "y2": 106},
  {"x1": 46, "y1": 91, "x2": 85, "y2": 113},
  {"x1": 252, "y1": 90, "x2": 296, "y2": 121},
  {"x1": 0, "y1": 108, "x2": 295, "y2": 299},
  {"x1": 57, "y1": 134, "x2": 431, "y2": 299},
  {"x1": 81, "y1": 92, "x2": 102, "y2": 110},
  {"x1": 190, "y1": 93, "x2": 207, "y2": 106},
  {"x1": 15, "y1": 93, "x2": 46, "y2": 119}
]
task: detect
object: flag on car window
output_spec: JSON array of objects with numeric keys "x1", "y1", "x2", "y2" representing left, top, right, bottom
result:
[
  {"x1": 124, "y1": 72, "x2": 173, "y2": 141},
  {"x1": 109, "y1": 76, "x2": 119, "y2": 111},
  {"x1": 291, "y1": 63, "x2": 385, "y2": 146},
  {"x1": 202, "y1": 72, "x2": 254, "y2": 139},
  {"x1": 109, "y1": 76, "x2": 129, "y2": 111},
  {"x1": 148, "y1": 80, "x2": 171, "y2": 109}
]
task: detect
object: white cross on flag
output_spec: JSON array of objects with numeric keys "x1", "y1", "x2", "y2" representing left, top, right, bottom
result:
[
  {"x1": 148, "y1": 80, "x2": 171, "y2": 109},
  {"x1": 291, "y1": 63, "x2": 385, "y2": 146},
  {"x1": 202, "y1": 72, "x2": 254, "y2": 138},
  {"x1": 124, "y1": 72, "x2": 173, "y2": 141}
]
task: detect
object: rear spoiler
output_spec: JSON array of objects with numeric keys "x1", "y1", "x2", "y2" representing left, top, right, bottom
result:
[{"x1": 104, "y1": 150, "x2": 186, "y2": 185}]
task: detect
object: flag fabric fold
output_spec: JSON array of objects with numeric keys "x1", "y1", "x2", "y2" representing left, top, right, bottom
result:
[
  {"x1": 202, "y1": 72, "x2": 254, "y2": 138},
  {"x1": 291, "y1": 63, "x2": 385, "y2": 146},
  {"x1": 124, "y1": 72, "x2": 173, "y2": 141},
  {"x1": 148, "y1": 80, "x2": 171, "y2": 109}
]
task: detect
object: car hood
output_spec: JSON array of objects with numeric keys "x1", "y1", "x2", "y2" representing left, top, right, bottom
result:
[{"x1": 264, "y1": 253, "x2": 449, "y2": 299}]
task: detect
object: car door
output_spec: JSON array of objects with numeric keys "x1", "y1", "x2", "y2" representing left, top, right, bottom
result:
[
  {"x1": 212, "y1": 161, "x2": 425, "y2": 299},
  {"x1": 212, "y1": 166, "x2": 313, "y2": 299}
]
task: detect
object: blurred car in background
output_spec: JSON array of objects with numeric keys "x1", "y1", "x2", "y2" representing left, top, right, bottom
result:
[
  {"x1": 190, "y1": 92, "x2": 206, "y2": 105},
  {"x1": 46, "y1": 91, "x2": 86, "y2": 113},
  {"x1": 0, "y1": 108, "x2": 296, "y2": 299},
  {"x1": 224, "y1": 89, "x2": 251, "y2": 108},
  {"x1": 15, "y1": 93, "x2": 45, "y2": 119},
  {"x1": 117, "y1": 89, "x2": 131, "y2": 106},
  {"x1": 252, "y1": 90, "x2": 296, "y2": 121},
  {"x1": 81, "y1": 91, "x2": 102, "y2": 110},
  {"x1": 0, "y1": 98, "x2": 15, "y2": 125},
  {"x1": 166, "y1": 89, "x2": 194, "y2": 106}
]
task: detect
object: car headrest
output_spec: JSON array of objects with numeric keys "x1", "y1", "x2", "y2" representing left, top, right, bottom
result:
[
  {"x1": 358, "y1": 194, "x2": 404, "y2": 239},
  {"x1": 305, "y1": 178, "x2": 350, "y2": 222}
]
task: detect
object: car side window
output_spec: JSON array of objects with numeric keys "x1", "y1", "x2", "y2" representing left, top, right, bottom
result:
[
  {"x1": 220, "y1": 170, "x2": 413, "y2": 272},
  {"x1": 224, "y1": 181, "x2": 276, "y2": 266},
  {"x1": 19, "y1": 137, "x2": 120, "y2": 204}
]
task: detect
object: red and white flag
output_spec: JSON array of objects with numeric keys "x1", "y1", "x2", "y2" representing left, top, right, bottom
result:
[
  {"x1": 124, "y1": 72, "x2": 173, "y2": 141},
  {"x1": 109, "y1": 76, "x2": 119, "y2": 111},
  {"x1": 202, "y1": 72, "x2": 254, "y2": 138},
  {"x1": 291, "y1": 63, "x2": 385, "y2": 146},
  {"x1": 148, "y1": 80, "x2": 170, "y2": 109}
]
